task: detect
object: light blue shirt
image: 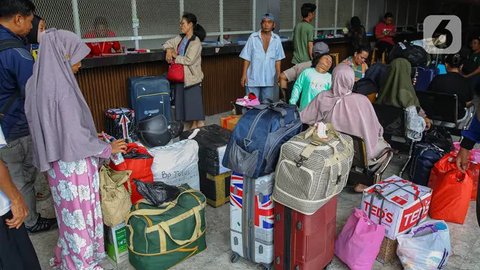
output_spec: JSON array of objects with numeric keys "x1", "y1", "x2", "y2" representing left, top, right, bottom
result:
[{"x1": 240, "y1": 31, "x2": 285, "y2": 87}]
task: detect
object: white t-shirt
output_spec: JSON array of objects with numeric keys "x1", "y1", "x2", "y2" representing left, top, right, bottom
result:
[{"x1": 0, "y1": 129, "x2": 10, "y2": 216}]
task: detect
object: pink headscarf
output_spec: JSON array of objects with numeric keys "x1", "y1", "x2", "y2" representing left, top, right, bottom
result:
[{"x1": 300, "y1": 63, "x2": 384, "y2": 159}]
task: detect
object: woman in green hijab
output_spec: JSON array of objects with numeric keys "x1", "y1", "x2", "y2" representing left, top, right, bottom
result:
[
  {"x1": 377, "y1": 58, "x2": 420, "y2": 108},
  {"x1": 376, "y1": 58, "x2": 431, "y2": 139}
]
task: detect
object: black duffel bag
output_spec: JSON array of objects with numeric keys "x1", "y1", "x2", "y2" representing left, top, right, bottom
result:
[{"x1": 388, "y1": 42, "x2": 428, "y2": 67}]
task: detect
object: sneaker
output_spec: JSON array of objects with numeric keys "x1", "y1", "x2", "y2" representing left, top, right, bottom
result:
[{"x1": 26, "y1": 216, "x2": 57, "y2": 234}]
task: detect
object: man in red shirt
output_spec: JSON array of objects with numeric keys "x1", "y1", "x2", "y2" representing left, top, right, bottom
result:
[
  {"x1": 83, "y1": 17, "x2": 121, "y2": 57},
  {"x1": 374, "y1": 12, "x2": 396, "y2": 61}
]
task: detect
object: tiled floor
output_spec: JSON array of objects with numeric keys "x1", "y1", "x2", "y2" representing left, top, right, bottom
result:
[{"x1": 30, "y1": 113, "x2": 480, "y2": 270}]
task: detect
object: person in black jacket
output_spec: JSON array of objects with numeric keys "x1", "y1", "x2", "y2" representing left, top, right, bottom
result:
[
  {"x1": 428, "y1": 53, "x2": 474, "y2": 120},
  {"x1": 457, "y1": 112, "x2": 480, "y2": 227}
]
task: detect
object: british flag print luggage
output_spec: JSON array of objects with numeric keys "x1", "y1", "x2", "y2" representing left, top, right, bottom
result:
[{"x1": 230, "y1": 172, "x2": 274, "y2": 270}]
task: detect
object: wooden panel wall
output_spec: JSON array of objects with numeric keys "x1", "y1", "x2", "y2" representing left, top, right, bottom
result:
[
  {"x1": 77, "y1": 51, "x2": 295, "y2": 131},
  {"x1": 76, "y1": 63, "x2": 166, "y2": 131}
]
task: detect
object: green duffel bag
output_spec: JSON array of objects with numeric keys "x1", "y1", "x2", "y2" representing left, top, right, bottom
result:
[{"x1": 126, "y1": 186, "x2": 207, "y2": 270}]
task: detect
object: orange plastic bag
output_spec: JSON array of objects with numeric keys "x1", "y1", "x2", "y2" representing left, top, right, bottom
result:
[
  {"x1": 110, "y1": 143, "x2": 154, "y2": 204},
  {"x1": 429, "y1": 153, "x2": 456, "y2": 191},
  {"x1": 430, "y1": 152, "x2": 479, "y2": 201},
  {"x1": 429, "y1": 166, "x2": 473, "y2": 224}
]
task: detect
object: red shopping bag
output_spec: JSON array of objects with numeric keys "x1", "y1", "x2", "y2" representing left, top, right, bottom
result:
[
  {"x1": 430, "y1": 151, "x2": 479, "y2": 201},
  {"x1": 429, "y1": 152, "x2": 456, "y2": 191},
  {"x1": 110, "y1": 143, "x2": 154, "y2": 204},
  {"x1": 429, "y1": 161, "x2": 473, "y2": 224}
]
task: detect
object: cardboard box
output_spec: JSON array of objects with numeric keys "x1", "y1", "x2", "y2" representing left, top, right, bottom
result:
[
  {"x1": 376, "y1": 237, "x2": 399, "y2": 264},
  {"x1": 220, "y1": 115, "x2": 241, "y2": 131},
  {"x1": 361, "y1": 175, "x2": 432, "y2": 240},
  {"x1": 199, "y1": 170, "x2": 231, "y2": 207},
  {"x1": 105, "y1": 222, "x2": 128, "y2": 265}
]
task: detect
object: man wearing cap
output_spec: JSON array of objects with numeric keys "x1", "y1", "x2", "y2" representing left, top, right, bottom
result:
[
  {"x1": 279, "y1": 42, "x2": 329, "y2": 100},
  {"x1": 240, "y1": 13, "x2": 285, "y2": 102}
]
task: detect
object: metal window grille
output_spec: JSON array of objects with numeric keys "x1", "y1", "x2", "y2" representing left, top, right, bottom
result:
[{"x1": 32, "y1": 0, "x2": 422, "y2": 50}]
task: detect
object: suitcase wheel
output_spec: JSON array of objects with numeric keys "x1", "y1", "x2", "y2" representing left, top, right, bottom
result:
[
  {"x1": 230, "y1": 252, "x2": 240, "y2": 263},
  {"x1": 258, "y1": 264, "x2": 272, "y2": 270}
]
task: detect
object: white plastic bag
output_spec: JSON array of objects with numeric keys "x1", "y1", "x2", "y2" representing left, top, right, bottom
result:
[
  {"x1": 148, "y1": 139, "x2": 200, "y2": 190},
  {"x1": 397, "y1": 221, "x2": 451, "y2": 270}
]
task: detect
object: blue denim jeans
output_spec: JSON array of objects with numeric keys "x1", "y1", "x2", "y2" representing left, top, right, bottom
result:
[{"x1": 246, "y1": 86, "x2": 276, "y2": 103}]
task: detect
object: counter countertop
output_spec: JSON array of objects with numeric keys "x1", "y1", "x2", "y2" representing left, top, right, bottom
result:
[{"x1": 82, "y1": 33, "x2": 422, "y2": 69}]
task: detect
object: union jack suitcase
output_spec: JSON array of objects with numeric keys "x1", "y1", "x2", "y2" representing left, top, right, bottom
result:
[{"x1": 230, "y1": 172, "x2": 274, "y2": 269}]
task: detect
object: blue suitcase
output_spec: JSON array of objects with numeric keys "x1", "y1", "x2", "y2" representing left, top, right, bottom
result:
[{"x1": 128, "y1": 76, "x2": 171, "y2": 122}]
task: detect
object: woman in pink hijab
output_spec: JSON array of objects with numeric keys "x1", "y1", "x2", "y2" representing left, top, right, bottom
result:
[
  {"x1": 25, "y1": 29, "x2": 127, "y2": 269},
  {"x1": 300, "y1": 63, "x2": 390, "y2": 191}
]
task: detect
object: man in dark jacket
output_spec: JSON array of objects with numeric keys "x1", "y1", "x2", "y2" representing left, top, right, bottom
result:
[
  {"x1": 457, "y1": 113, "x2": 480, "y2": 227},
  {"x1": 0, "y1": 0, "x2": 56, "y2": 233}
]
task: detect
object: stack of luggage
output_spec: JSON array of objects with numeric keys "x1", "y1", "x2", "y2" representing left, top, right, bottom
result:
[
  {"x1": 181, "y1": 125, "x2": 233, "y2": 207},
  {"x1": 223, "y1": 102, "x2": 302, "y2": 269},
  {"x1": 96, "y1": 73, "x2": 474, "y2": 270},
  {"x1": 223, "y1": 103, "x2": 357, "y2": 269},
  {"x1": 272, "y1": 124, "x2": 354, "y2": 270}
]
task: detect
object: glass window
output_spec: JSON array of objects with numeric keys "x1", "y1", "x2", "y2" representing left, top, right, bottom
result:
[
  {"x1": 224, "y1": 0, "x2": 254, "y2": 32},
  {"x1": 337, "y1": 0, "x2": 353, "y2": 29},
  {"x1": 318, "y1": 0, "x2": 336, "y2": 28},
  {"x1": 78, "y1": 0, "x2": 133, "y2": 38},
  {"x1": 137, "y1": 0, "x2": 179, "y2": 36},
  {"x1": 34, "y1": 0, "x2": 75, "y2": 33}
]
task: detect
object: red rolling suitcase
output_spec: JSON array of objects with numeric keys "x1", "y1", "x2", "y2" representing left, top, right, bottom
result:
[{"x1": 273, "y1": 197, "x2": 337, "y2": 270}]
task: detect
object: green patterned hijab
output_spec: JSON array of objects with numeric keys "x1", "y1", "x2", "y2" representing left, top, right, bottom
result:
[{"x1": 376, "y1": 58, "x2": 420, "y2": 108}]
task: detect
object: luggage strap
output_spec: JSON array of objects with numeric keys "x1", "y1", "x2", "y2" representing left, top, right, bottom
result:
[
  {"x1": 367, "y1": 182, "x2": 425, "y2": 226},
  {"x1": 0, "y1": 39, "x2": 26, "y2": 121},
  {"x1": 126, "y1": 189, "x2": 206, "y2": 254},
  {"x1": 296, "y1": 124, "x2": 348, "y2": 167}
]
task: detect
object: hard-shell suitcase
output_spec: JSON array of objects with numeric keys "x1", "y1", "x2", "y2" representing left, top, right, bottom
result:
[
  {"x1": 127, "y1": 76, "x2": 171, "y2": 122},
  {"x1": 230, "y1": 172, "x2": 275, "y2": 269},
  {"x1": 104, "y1": 107, "x2": 135, "y2": 141},
  {"x1": 180, "y1": 124, "x2": 231, "y2": 176},
  {"x1": 273, "y1": 197, "x2": 337, "y2": 270},
  {"x1": 409, "y1": 142, "x2": 444, "y2": 186}
]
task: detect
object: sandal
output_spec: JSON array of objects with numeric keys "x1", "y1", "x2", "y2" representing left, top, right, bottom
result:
[{"x1": 26, "y1": 216, "x2": 58, "y2": 234}]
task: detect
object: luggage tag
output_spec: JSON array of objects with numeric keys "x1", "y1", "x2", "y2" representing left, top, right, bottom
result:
[{"x1": 101, "y1": 132, "x2": 125, "y2": 165}]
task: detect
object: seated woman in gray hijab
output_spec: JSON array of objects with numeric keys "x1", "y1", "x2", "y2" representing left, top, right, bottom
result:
[
  {"x1": 25, "y1": 29, "x2": 127, "y2": 270},
  {"x1": 300, "y1": 63, "x2": 390, "y2": 192}
]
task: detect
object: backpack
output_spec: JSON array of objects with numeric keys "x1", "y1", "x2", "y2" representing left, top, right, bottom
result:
[
  {"x1": 409, "y1": 142, "x2": 444, "y2": 186},
  {"x1": 99, "y1": 166, "x2": 132, "y2": 227},
  {"x1": 389, "y1": 42, "x2": 428, "y2": 67},
  {"x1": 353, "y1": 78, "x2": 378, "y2": 95},
  {"x1": 0, "y1": 39, "x2": 27, "y2": 122},
  {"x1": 222, "y1": 103, "x2": 302, "y2": 178}
]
